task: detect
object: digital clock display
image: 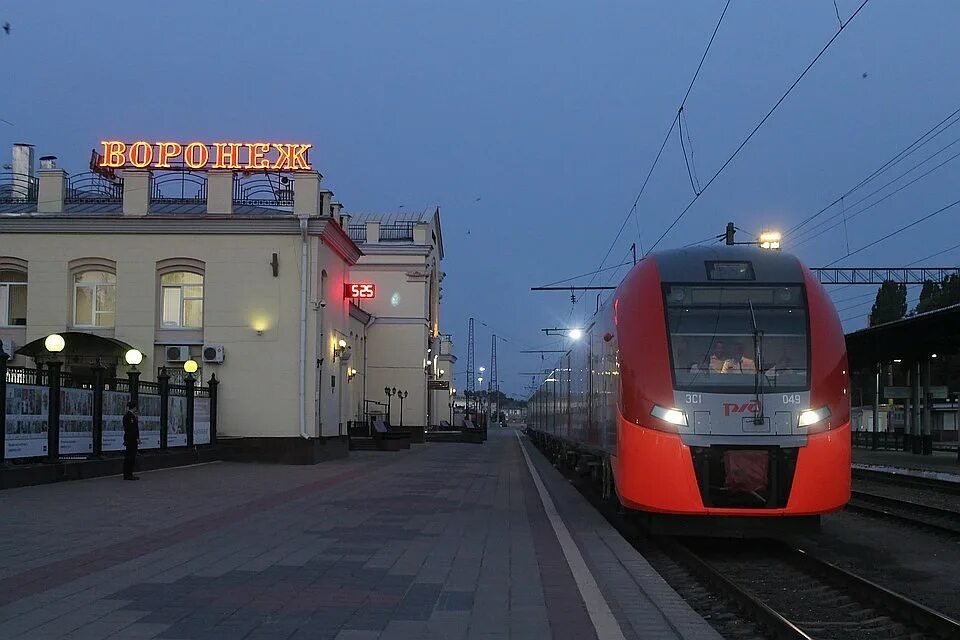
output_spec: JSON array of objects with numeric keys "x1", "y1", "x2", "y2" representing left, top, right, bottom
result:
[{"x1": 344, "y1": 283, "x2": 376, "y2": 299}]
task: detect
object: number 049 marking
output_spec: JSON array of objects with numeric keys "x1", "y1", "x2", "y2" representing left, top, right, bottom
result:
[{"x1": 783, "y1": 394, "x2": 801, "y2": 405}]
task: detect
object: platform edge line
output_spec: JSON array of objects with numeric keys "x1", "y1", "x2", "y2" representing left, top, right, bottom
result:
[{"x1": 515, "y1": 431, "x2": 627, "y2": 640}]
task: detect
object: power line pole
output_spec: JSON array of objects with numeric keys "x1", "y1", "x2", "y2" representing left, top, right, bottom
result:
[
  {"x1": 466, "y1": 318, "x2": 475, "y2": 414},
  {"x1": 488, "y1": 334, "x2": 499, "y2": 426}
]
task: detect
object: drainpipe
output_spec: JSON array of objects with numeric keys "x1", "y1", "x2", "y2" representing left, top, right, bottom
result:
[
  {"x1": 363, "y1": 316, "x2": 376, "y2": 419},
  {"x1": 298, "y1": 215, "x2": 310, "y2": 440}
]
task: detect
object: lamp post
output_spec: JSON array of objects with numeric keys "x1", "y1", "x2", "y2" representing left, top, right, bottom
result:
[
  {"x1": 0, "y1": 344, "x2": 8, "y2": 465},
  {"x1": 44, "y1": 333, "x2": 65, "y2": 463},
  {"x1": 184, "y1": 359, "x2": 199, "y2": 447},
  {"x1": 125, "y1": 349, "x2": 143, "y2": 407},
  {"x1": 384, "y1": 387, "x2": 395, "y2": 425},
  {"x1": 398, "y1": 390, "x2": 408, "y2": 427}
]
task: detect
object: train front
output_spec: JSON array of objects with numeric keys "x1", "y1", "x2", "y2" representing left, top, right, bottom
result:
[{"x1": 613, "y1": 246, "x2": 850, "y2": 534}]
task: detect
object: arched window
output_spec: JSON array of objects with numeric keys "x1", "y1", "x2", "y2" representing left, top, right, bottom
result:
[
  {"x1": 161, "y1": 272, "x2": 204, "y2": 328},
  {"x1": 0, "y1": 259, "x2": 27, "y2": 327},
  {"x1": 74, "y1": 271, "x2": 116, "y2": 327}
]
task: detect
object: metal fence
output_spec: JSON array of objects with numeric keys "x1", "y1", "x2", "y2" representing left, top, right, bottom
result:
[
  {"x1": 1, "y1": 357, "x2": 218, "y2": 464},
  {"x1": 378, "y1": 223, "x2": 415, "y2": 242}
]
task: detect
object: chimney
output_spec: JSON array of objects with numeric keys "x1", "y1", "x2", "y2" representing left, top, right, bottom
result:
[
  {"x1": 11, "y1": 143, "x2": 35, "y2": 200},
  {"x1": 319, "y1": 189, "x2": 333, "y2": 217},
  {"x1": 39, "y1": 155, "x2": 57, "y2": 170}
]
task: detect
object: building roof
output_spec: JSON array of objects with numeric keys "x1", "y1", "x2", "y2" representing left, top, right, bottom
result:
[
  {"x1": 845, "y1": 302, "x2": 960, "y2": 368},
  {"x1": 347, "y1": 209, "x2": 434, "y2": 225},
  {"x1": 0, "y1": 202, "x2": 292, "y2": 216}
]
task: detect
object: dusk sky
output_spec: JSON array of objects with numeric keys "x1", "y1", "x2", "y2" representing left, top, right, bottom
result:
[{"x1": 3, "y1": 1, "x2": 959, "y2": 396}]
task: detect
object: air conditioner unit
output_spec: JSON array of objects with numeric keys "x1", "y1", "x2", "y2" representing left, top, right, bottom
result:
[
  {"x1": 165, "y1": 345, "x2": 191, "y2": 362},
  {"x1": 0, "y1": 339, "x2": 16, "y2": 358},
  {"x1": 202, "y1": 344, "x2": 225, "y2": 364}
]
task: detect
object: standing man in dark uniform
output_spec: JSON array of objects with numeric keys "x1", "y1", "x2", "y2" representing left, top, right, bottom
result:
[{"x1": 123, "y1": 401, "x2": 140, "y2": 481}]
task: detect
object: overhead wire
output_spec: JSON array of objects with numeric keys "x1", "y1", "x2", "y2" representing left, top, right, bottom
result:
[
  {"x1": 575, "y1": 0, "x2": 733, "y2": 304},
  {"x1": 823, "y1": 196, "x2": 960, "y2": 267},
  {"x1": 791, "y1": 136, "x2": 960, "y2": 247},
  {"x1": 787, "y1": 105, "x2": 960, "y2": 237},
  {"x1": 645, "y1": 0, "x2": 872, "y2": 256}
]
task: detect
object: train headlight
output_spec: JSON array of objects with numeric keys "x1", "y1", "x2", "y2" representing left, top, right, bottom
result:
[
  {"x1": 651, "y1": 405, "x2": 687, "y2": 427},
  {"x1": 798, "y1": 406, "x2": 831, "y2": 427}
]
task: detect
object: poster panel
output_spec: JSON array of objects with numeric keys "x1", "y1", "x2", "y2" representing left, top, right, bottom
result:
[
  {"x1": 59, "y1": 387, "x2": 93, "y2": 455},
  {"x1": 168, "y1": 395, "x2": 188, "y2": 447},
  {"x1": 194, "y1": 396, "x2": 210, "y2": 445},
  {"x1": 102, "y1": 390, "x2": 130, "y2": 451},
  {"x1": 138, "y1": 393, "x2": 161, "y2": 450},
  {"x1": 4, "y1": 384, "x2": 49, "y2": 458}
]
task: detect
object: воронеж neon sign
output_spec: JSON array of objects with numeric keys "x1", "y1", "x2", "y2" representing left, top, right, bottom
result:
[{"x1": 98, "y1": 141, "x2": 312, "y2": 171}]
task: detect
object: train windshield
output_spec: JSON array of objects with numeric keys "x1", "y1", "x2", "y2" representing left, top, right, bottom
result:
[{"x1": 664, "y1": 285, "x2": 809, "y2": 392}]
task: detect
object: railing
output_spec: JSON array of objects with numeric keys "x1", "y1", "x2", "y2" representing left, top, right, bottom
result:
[
  {"x1": 232, "y1": 173, "x2": 294, "y2": 208},
  {"x1": 348, "y1": 224, "x2": 367, "y2": 243},
  {"x1": 378, "y1": 223, "x2": 415, "y2": 242},
  {"x1": 0, "y1": 359, "x2": 219, "y2": 464},
  {"x1": 65, "y1": 172, "x2": 123, "y2": 204},
  {"x1": 151, "y1": 170, "x2": 207, "y2": 205},
  {"x1": 852, "y1": 429, "x2": 958, "y2": 452},
  {"x1": 0, "y1": 172, "x2": 39, "y2": 204}
]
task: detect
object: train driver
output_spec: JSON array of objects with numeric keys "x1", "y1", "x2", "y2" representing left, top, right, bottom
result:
[{"x1": 722, "y1": 342, "x2": 757, "y2": 374}]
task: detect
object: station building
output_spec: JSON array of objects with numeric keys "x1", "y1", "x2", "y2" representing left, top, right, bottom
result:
[
  {"x1": 0, "y1": 141, "x2": 449, "y2": 462},
  {"x1": 344, "y1": 211, "x2": 455, "y2": 432}
]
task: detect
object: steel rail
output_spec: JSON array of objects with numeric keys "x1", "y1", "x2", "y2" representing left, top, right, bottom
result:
[
  {"x1": 852, "y1": 467, "x2": 960, "y2": 496},
  {"x1": 846, "y1": 490, "x2": 960, "y2": 537},
  {"x1": 658, "y1": 537, "x2": 813, "y2": 640},
  {"x1": 779, "y1": 542, "x2": 960, "y2": 639}
]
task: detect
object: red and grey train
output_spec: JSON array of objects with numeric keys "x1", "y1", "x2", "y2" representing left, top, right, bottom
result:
[{"x1": 527, "y1": 246, "x2": 850, "y2": 534}]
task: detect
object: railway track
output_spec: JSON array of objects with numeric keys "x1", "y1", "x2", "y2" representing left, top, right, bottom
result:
[
  {"x1": 847, "y1": 490, "x2": 960, "y2": 537},
  {"x1": 663, "y1": 537, "x2": 960, "y2": 640},
  {"x1": 852, "y1": 467, "x2": 960, "y2": 496}
]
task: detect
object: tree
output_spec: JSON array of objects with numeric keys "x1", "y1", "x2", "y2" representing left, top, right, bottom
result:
[
  {"x1": 911, "y1": 274, "x2": 960, "y2": 315},
  {"x1": 869, "y1": 280, "x2": 907, "y2": 326},
  {"x1": 915, "y1": 279, "x2": 941, "y2": 314}
]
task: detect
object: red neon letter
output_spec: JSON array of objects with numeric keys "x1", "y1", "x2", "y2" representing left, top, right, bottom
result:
[
  {"x1": 213, "y1": 143, "x2": 243, "y2": 169},
  {"x1": 183, "y1": 142, "x2": 209, "y2": 169},
  {"x1": 155, "y1": 142, "x2": 183, "y2": 168},
  {"x1": 100, "y1": 141, "x2": 126, "y2": 168},
  {"x1": 290, "y1": 143, "x2": 311, "y2": 170},
  {"x1": 128, "y1": 141, "x2": 154, "y2": 168},
  {"x1": 272, "y1": 144, "x2": 295, "y2": 170},
  {"x1": 245, "y1": 143, "x2": 270, "y2": 170}
]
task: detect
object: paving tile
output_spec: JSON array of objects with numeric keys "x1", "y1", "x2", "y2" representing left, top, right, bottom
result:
[{"x1": 0, "y1": 430, "x2": 721, "y2": 640}]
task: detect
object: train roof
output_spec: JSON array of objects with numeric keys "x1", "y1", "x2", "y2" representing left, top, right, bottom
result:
[{"x1": 650, "y1": 245, "x2": 805, "y2": 284}]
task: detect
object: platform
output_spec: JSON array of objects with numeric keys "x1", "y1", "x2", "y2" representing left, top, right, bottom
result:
[
  {"x1": 853, "y1": 447, "x2": 960, "y2": 482},
  {"x1": 0, "y1": 428, "x2": 718, "y2": 639}
]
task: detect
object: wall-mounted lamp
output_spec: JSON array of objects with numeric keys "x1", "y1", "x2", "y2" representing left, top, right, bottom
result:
[
  {"x1": 334, "y1": 338, "x2": 351, "y2": 362},
  {"x1": 253, "y1": 321, "x2": 266, "y2": 336},
  {"x1": 347, "y1": 367, "x2": 358, "y2": 381},
  {"x1": 439, "y1": 369, "x2": 445, "y2": 376}
]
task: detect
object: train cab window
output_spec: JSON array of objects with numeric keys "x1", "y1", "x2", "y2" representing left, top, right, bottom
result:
[{"x1": 665, "y1": 285, "x2": 808, "y2": 392}]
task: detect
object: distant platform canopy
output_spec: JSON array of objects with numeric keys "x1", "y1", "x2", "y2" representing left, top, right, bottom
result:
[{"x1": 845, "y1": 303, "x2": 960, "y2": 369}]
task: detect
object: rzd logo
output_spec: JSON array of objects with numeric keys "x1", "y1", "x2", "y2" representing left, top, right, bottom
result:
[{"x1": 723, "y1": 401, "x2": 761, "y2": 416}]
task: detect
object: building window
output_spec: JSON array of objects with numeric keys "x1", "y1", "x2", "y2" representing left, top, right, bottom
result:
[
  {"x1": 74, "y1": 270, "x2": 116, "y2": 327},
  {"x1": 0, "y1": 269, "x2": 27, "y2": 326},
  {"x1": 161, "y1": 272, "x2": 204, "y2": 328}
]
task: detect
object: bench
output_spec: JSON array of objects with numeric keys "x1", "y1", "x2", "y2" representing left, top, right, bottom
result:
[{"x1": 372, "y1": 420, "x2": 411, "y2": 450}]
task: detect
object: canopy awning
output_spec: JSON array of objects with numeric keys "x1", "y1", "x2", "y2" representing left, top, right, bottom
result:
[
  {"x1": 845, "y1": 303, "x2": 960, "y2": 369},
  {"x1": 15, "y1": 331, "x2": 136, "y2": 362}
]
